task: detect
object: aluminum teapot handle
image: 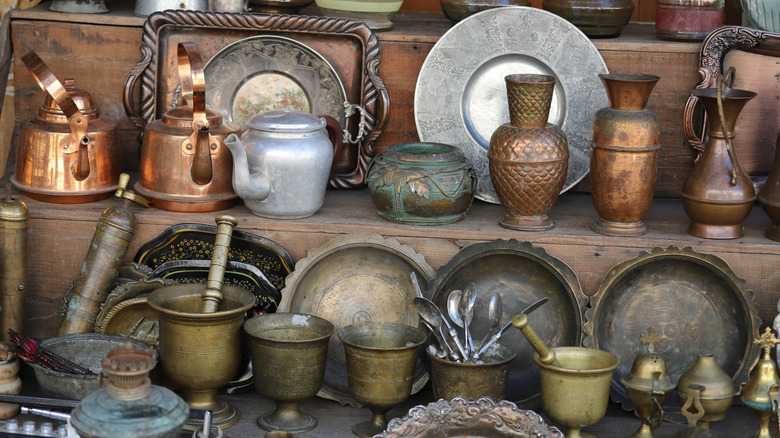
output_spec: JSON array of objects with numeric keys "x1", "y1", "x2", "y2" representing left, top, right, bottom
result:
[
  {"x1": 177, "y1": 42, "x2": 218, "y2": 186},
  {"x1": 21, "y1": 51, "x2": 91, "y2": 181},
  {"x1": 320, "y1": 114, "x2": 344, "y2": 180}
]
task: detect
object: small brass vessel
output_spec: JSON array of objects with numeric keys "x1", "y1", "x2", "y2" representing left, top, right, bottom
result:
[
  {"x1": 339, "y1": 322, "x2": 426, "y2": 438},
  {"x1": 0, "y1": 186, "x2": 28, "y2": 341},
  {"x1": 741, "y1": 327, "x2": 780, "y2": 438},
  {"x1": 677, "y1": 354, "x2": 735, "y2": 429},
  {"x1": 147, "y1": 215, "x2": 255, "y2": 430},
  {"x1": 428, "y1": 344, "x2": 515, "y2": 401},
  {"x1": 513, "y1": 313, "x2": 618, "y2": 438},
  {"x1": 244, "y1": 313, "x2": 334, "y2": 433},
  {"x1": 620, "y1": 328, "x2": 675, "y2": 438}
]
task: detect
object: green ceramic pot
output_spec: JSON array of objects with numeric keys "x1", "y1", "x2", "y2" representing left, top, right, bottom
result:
[{"x1": 366, "y1": 142, "x2": 476, "y2": 226}]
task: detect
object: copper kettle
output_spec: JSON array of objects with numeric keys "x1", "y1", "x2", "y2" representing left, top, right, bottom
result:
[
  {"x1": 135, "y1": 42, "x2": 238, "y2": 212},
  {"x1": 12, "y1": 51, "x2": 121, "y2": 203}
]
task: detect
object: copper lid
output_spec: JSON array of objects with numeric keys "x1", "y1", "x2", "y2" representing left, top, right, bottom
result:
[
  {"x1": 161, "y1": 106, "x2": 223, "y2": 127},
  {"x1": 38, "y1": 79, "x2": 99, "y2": 122}
]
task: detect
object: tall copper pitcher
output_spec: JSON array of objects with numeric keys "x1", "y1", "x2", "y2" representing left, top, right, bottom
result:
[
  {"x1": 682, "y1": 68, "x2": 755, "y2": 239},
  {"x1": 758, "y1": 130, "x2": 780, "y2": 241},
  {"x1": 590, "y1": 73, "x2": 660, "y2": 237}
]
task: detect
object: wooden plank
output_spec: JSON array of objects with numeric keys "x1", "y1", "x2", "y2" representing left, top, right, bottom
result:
[{"x1": 16, "y1": 187, "x2": 778, "y2": 339}]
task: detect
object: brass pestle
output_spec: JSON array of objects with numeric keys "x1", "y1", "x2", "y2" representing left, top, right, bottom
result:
[
  {"x1": 512, "y1": 312, "x2": 562, "y2": 368},
  {"x1": 200, "y1": 215, "x2": 237, "y2": 313}
]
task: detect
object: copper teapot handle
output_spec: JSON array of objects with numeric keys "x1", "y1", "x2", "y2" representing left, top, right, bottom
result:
[
  {"x1": 21, "y1": 51, "x2": 91, "y2": 180},
  {"x1": 177, "y1": 42, "x2": 217, "y2": 186}
]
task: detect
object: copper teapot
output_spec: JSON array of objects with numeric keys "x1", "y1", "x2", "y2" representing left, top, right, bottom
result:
[
  {"x1": 135, "y1": 42, "x2": 238, "y2": 212},
  {"x1": 12, "y1": 51, "x2": 121, "y2": 203}
]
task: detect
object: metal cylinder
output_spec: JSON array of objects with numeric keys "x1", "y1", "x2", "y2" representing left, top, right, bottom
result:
[
  {"x1": 58, "y1": 206, "x2": 136, "y2": 336},
  {"x1": 0, "y1": 191, "x2": 29, "y2": 342}
]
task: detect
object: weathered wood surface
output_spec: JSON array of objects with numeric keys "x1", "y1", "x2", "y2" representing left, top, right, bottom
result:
[
  {"x1": 11, "y1": 6, "x2": 705, "y2": 196},
  {"x1": 16, "y1": 187, "x2": 778, "y2": 340}
]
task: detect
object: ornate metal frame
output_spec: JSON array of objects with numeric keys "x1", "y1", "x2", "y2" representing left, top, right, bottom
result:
[
  {"x1": 683, "y1": 26, "x2": 780, "y2": 169},
  {"x1": 123, "y1": 10, "x2": 390, "y2": 189}
]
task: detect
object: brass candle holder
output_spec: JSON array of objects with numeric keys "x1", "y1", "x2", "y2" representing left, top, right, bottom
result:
[{"x1": 741, "y1": 327, "x2": 780, "y2": 438}]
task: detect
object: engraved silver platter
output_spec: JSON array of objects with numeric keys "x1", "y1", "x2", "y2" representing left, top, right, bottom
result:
[
  {"x1": 414, "y1": 6, "x2": 608, "y2": 203},
  {"x1": 377, "y1": 397, "x2": 564, "y2": 437},
  {"x1": 204, "y1": 35, "x2": 349, "y2": 132}
]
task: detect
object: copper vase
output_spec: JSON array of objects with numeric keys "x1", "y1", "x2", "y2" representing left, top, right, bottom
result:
[
  {"x1": 488, "y1": 74, "x2": 569, "y2": 231},
  {"x1": 682, "y1": 71, "x2": 756, "y2": 239},
  {"x1": 591, "y1": 73, "x2": 660, "y2": 237},
  {"x1": 758, "y1": 130, "x2": 780, "y2": 241}
]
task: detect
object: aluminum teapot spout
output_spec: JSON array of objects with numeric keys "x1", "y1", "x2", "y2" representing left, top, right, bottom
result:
[{"x1": 224, "y1": 133, "x2": 271, "y2": 201}]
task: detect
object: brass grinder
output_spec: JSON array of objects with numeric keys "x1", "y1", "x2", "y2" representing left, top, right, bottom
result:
[{"x1": 0, "y1": 185, "x2": 28, "y2": 341}]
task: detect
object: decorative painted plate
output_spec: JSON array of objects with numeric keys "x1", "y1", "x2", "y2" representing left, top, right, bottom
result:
[
  {"x1": 204, "y1": 35, "x2": 349, "y2": 132},
  {"x1": 278, "y1": 233, "x2": 435, "y2": 406},
  {"x1": 584, "y1": 246, "x2": 761, "y2": 413},
  {"x1": 415, "y1": 6, "x2": 608, "y2": 203},
  {"x1": 428, "y1": 239, "x2": 586, "y2": 406}
]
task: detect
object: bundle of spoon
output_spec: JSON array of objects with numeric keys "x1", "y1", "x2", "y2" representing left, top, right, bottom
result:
[{"x1": 410, "y1": 273, "x2": 548, "y2": 364}]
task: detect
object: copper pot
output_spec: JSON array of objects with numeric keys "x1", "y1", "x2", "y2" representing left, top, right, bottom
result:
[
  {"x1": 12, "y1": 51, "x2": 121, "y2": 203},
  {"x1": 135, "y1": 42, "x2": 239, "y2": 212}
]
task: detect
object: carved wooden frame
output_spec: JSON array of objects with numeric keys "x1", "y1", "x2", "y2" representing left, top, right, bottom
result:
[
  {"x1": 683, "y1": 26, "x2": 780, "y2": 166},
  {"x1": 123, "y1": 10, "x2": 390, "y2": 189}
]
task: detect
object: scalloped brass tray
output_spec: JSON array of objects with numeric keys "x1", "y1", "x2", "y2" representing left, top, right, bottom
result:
[
  {"x1": 277, "y1": 233, "x2": 435, "y2": 406},
  {"x1": 584, "y1": 246, "x2": 761, "y2": 412},
  {"x1": 428, "y1": 239, "x2": 585, "y2": 406},
  {"x1": 378, "y1": 397, "x2": 564, "y2": 437}
]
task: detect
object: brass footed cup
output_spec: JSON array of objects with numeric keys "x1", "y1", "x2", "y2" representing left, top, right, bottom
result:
[
  {"x1": 243, "y1": 312, "x2": 334, "y2": 433},
  {"x1": 147, "y1": 283, "x2": 255, "y2": 430},
  {"x1": 339, "y1": 322, "x2": 426, "y2": 438},
  {"x1": 428, "y1": 344, "x2": 515, "y2": 400}
]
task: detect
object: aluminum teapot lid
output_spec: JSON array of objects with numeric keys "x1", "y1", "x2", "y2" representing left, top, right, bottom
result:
[{"x1": 247, "y1": 109, "x2": 325, "y2": 133}]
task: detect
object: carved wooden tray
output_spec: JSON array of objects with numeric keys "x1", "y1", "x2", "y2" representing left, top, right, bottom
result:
[
  {"x1": 123, "y1": 10, "x2": 390, "y2": 189},
  {"x1": 683, "y1": 26, "x2": 780, "y2": 184},
  {"x1": 584, "y1": 246, "x2": 761, "y2": 413}
]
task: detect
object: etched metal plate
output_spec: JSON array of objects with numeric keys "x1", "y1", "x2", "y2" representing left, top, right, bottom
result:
[
  {"x1": 428, "y1": 239, "x2": 586, "y2": 406},
  {"x1": 278, "y1": 234, "x2": 435, "y2": 406},
  {"x1": 378, "y1": 397, "x2": 564, "y2": 438},
  {"x1": 204, "y1": 35, "x2": 348, "y2": 132},
  {"x1": 584, "y1": 246, "x2": 761, "y2": 413},
  {"x1": 414, "y1": 6, "x2": 608, "y2": 203}
]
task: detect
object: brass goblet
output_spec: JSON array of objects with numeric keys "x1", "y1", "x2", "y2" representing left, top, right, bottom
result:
[
  {"x1": 339, "y1": 322, "x2": 426, "y2": 438},
  {"x1": 147, "y1": 283, "x2": 255, "y2": 430},
  {"x1": 244, "y1": 312, "x2": 334, "y2": 433}
]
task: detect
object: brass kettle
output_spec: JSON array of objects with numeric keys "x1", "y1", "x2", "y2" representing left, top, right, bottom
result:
[
  {"x1": 12, "y1": 51, "x2": 121, "y2": 203},
  {"x1": 135, "y1": 42, "x2": 238, "y2": 212}
]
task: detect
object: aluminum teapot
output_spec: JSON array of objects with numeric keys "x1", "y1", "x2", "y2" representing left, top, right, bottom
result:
[
  {"x1": 224, "y1": 110, "x2": 342, "y2": 219},
  {"x1": 12, "y1": 51, "x2": 120, "y2": 203},
  {"x1": 135, "y1": 42, "x2": 239, "y2": 212}
]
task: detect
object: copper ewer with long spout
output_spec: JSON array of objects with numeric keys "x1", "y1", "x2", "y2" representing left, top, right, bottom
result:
[
  {"x1": 682, "y1": 67, "x2": 756, "y2": 239},
  {"x1": 147, "y1": 215, "x2": 255, "y2": 430}
]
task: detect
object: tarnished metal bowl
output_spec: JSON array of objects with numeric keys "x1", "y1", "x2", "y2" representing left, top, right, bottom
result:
[
  {"x1": 30, "y1": 333, "x2": 152, "y2": 400},
  {"x1": 248, "y1": 0, "x2": 314, "y2": 13}
]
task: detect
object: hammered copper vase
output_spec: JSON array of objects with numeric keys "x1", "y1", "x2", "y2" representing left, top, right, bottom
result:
[
  {"x1": 681, "y1": 78, "x2": 756, "y2": 239},
  {"x1": 591, "y1": 73, "x2": 660, "y2": 237},
  {"x1": 758, "y1": 130, "x2": 780, "y2": 241},
  {"x1": 488, "y1": 74, "x2": 569, "y2": 231}
]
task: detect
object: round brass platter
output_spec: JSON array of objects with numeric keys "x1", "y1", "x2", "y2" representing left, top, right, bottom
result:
[
  {"x1": 278, "y1": 233, "x2": 435, "y2": 406},
  {"x1": 429, "y1": 239, "x2": 586, "y2": 406},
  {"x1": 584, "y1": 246, "x2": 761, "y2": 413}
]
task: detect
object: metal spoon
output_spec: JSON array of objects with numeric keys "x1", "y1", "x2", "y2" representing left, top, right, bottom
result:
[
  {"x1": 459, "y1": 283, "x2": 477, "y2": 359},
  {"x1": 446, "y1": 289, "x2": 466, "y2": 356},
  {"x1": 474, "y1": 292, "x2": 502, "y2": 361},
  {"x1": 420, "y1": 320, "x2": 446, "y2": 359},
  {"x1": 475, "y1": 296, "x2": 549, "y2": 359},
  {"x1": 413, "y1": 297, "x2": 468, "y2": 362}
]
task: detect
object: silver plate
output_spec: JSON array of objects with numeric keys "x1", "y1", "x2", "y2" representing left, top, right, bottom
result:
[
  {"x1": 204, "y1": 35, "x2": 348, "y2": 131},
  {"x1": 414, "y1": 6, "x2": 608, "y2": 203}
]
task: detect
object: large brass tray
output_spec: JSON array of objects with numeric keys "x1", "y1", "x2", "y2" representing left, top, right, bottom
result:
[
  {"x1": 428, "y1": 239, "x2": 586, "y2": 406},
  {"x1": 682, "y1": 26, "x2": 780, "y2": 186},
  {"x1": 123, "y1": 10, "x2": 389, "y2": 189},
  {"x1": 584, "y1": 246, "x2": 761, "y2": 412},
  {"x1": 277, "y1": 233, "x2": 435, "y2": 406},
  {"x1": 377, "y1": 397, "x2": 564, "y2": 438}
]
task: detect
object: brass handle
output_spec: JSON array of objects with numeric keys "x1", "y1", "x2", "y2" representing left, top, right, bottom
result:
[
  {"x1": 512, "y1": 313, "x2": 559, "y2": 367},
  {"x1": 681, "y1": 384, "x2": 706, "y2": 428},
  {"x1": 716, "y1": 66, "x2": 738, "y2": 186},
  {"x1": 176, "y1": 42, "x2": 217, "y2": 186},
  {"x1": 201, "y1": 215, "x2": 237, "y2": 313}
]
